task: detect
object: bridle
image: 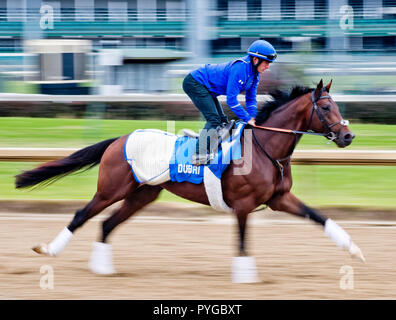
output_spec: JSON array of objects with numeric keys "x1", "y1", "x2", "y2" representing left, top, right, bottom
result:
[
  {"x1": 250, "y1": 88, "x2": 350, "y2": 181},
  {"x1": 306, "y1": 88, "x2": 350, "y2": 141}
]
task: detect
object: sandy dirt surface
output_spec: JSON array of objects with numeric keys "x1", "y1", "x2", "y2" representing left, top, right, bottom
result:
[{"x1": 0, "y1": 206, "x2": 396, "y2": 300}]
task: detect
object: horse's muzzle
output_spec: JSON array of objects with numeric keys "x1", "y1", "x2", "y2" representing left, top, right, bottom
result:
[{"x1": 336, "y1": 130, "x2": 355, "y2": 148}]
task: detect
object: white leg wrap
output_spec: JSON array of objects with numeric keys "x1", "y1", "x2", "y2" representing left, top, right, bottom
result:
[
  {"x1": 89, "y1": 242, "x2": 115, "y2": 275},
  {"x1": 324, "y1": 219, "x2": 366, "y2": 262},
  {"x1": 324, "y1": 219, "x2": 351, "y2": 249},
  {"x1": 47, "y1": 227, "x2": 73, "y2": 256},
  {"x1": 231, "y1": 256, "x2": 259, "y2": 283}
]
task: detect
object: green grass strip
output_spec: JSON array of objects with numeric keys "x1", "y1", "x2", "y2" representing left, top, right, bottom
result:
[{"x1": 1, "y1": 117, "x2": 395, "y2": 208}]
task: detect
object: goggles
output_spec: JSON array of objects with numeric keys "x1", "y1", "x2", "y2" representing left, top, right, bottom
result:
[{"x1": 248, "y1": 51, "x2": 277, "y2": 62}]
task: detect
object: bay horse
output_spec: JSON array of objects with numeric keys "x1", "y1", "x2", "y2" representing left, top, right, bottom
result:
[{"x1": 15, "y1": 79, "x2": 365, "y2": 279}]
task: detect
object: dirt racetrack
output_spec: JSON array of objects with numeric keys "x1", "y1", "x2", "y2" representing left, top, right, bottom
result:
[{"x1": 0, "y1": 203, "x2": 396, "y2": 300}]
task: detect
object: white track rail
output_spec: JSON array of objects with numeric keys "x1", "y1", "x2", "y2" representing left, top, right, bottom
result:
[
  {"x1": 1, "y1": 148, "x2": 396, "y2": 165},
  {"x1": 0, "y1": 93, "x2": 396, "y2": 103}
]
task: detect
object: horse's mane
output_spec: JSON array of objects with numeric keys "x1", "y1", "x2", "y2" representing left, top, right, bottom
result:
[{"x1": 255, "y1": 86, "x2": 314, "y2": 125}]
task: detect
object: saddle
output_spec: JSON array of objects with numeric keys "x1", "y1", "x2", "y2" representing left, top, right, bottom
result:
[
  {"x1": 124, "y1": 122, "x2": 245, "y2": 212},
  {"x1": 124, "y1": 121, "x2": 244, "y2": 186},
  {"x1": 183, "y1": 120, "x2": 236, "y2": 144}
]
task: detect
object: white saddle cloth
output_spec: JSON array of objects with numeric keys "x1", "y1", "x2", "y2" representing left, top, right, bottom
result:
[
  {"x1": 124, "y1": 128, "x2": 234, "y2": 213},
  {"x1": 125, "y1": 129, "x2": 178, "y2": 185}
]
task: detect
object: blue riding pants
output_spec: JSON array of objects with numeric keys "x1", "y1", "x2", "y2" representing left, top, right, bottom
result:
[{"x1": 182, "y1": 73, "x2": 228, "y2": 153}]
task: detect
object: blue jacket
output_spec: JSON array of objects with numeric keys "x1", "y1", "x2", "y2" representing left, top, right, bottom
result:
[{"x1": 190, "y1": 56, "x2": 259, "y2": 123}]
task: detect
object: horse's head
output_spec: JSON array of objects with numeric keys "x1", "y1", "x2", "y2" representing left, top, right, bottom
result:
[{"x1": 307, "y1": 79, "x2": 354, "y2": 148}]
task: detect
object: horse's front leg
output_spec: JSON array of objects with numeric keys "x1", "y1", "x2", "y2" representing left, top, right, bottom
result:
[
  {"x1": 236, "y1": 211, "x2": 248, "y2": 256},
  {"x1": 267, "y1": 192, "x2": 365, "y2": 262},
  {"x1": 231, "y1": 207, "x2": 260, "y2": 283}
]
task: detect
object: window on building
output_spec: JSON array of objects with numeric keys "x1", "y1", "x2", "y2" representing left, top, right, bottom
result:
[
  {"x1": 281, "y1": 0, "x2": 295, "y2": 20},
  {"x1": 165, "y1": 37, "x2": 176, "y2": 48},
  {"x1": 137, "y1": 0, "x2": 157, "y2": 21},
  {"x1": 363, "y1": 0, "x2": 383, "y2": 19},
  {"x1": 108, "y1": 1, "x2": 128, "y2": 22},
  {"x1": 383, "y1": 35, "x2": 396, "y2": 49},
  {"x1": 382, "y1": 0, "x2": 396, "y2": 19},
  {"x1": 0, "y1": 3, "x2": 5, "y2": 21},
  {"x1": 0, "y1": 39, "x2": 15, "y2": 52},
  {"x1": 7, "y1": 0, "x2": 25, "y2": 22},
  {"x1": 314, "y1": 0, "x2": 326, "y2": 19},
  {"x1": 247, "y1": 0, "x2": 261, "y2": 20},
  {"x1": 166, "y1": 1, "x2": 185, "y2": 21},
  {"x1": 75, "y1": 0, "x2": 94, "y2": 21},
  {"x1": 363, "y1": 36, "x2": 386, "y2": 49},
  {"x1": 212, "y1": 37, "x2": 242, "y2": 53},
  {"x1": 311, "y1": 37, "x2": 326, "y2": 50},
  {"x1": 261, "y1": 0, "x2": 281, "y2": 20},
  {"x1": 295, "y1": 0, "x2": 314, "y2": 20},
  {"x1": 228, "y1": 0, "x2": 247, "y2": 20},
  {"x1": 349, "y1": 0, "x2": 363, "y2": 18},
  {"x1": 264, "y1": 37, "x2": 293, "y2": 50}
]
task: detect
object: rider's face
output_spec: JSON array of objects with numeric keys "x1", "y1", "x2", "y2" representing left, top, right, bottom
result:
[
  {"x1": 253, "y1": 57, "x2": 270, "y2": 73},
  {"x1": 257, "y1": 61, "x2": 270, "y2": 73}
]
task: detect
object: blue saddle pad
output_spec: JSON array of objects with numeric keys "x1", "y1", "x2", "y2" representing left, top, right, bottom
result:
[{"x1": 169, "y1": 122, "x2": 246, "y2": 184}]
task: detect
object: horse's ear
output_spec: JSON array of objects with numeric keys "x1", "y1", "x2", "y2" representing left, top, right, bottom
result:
[
  {"x1": 325, "y1": 79, "x2": 333, "y2": 92},
  {"x1": 314, "y1": 79, "x2": 323, "y2": 99}
]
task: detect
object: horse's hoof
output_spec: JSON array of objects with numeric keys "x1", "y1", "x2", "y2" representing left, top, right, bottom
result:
[
  {"x1": 349, "y1": 242, "x2": 365, "y2": 263},
  {"x1": 89, "y1": 264, "x2": 115, "y2": 275},
  {"x1": 32, "y1": 243, "x2": 49, "y2": 255}
]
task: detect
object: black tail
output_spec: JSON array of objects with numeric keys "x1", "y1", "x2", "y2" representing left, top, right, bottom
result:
[{"x1": 15, "y1": 137, "x2": 119, "y2": 189}]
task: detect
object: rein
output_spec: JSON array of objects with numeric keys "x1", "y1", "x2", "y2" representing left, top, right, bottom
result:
[
  {"x1": 252, "y1": 89, "x2": 336, "y2": 138},
  {"x1": 252, "y1": 124, "x2": 327, "y2": 137}
]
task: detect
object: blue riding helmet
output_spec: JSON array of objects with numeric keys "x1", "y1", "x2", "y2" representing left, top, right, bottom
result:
[{"x1": 247, "y1": 40, "x2": 277, "y2": 63}]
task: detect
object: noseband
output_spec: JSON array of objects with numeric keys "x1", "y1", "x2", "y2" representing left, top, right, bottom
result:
[{"x1": 307, "y1": 88, "x2": 349, "y2": 141}]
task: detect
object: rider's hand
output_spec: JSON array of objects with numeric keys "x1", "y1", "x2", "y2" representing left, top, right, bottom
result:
[{"x1": 248, "y1": 118, "x2": 256, "y2": 126}]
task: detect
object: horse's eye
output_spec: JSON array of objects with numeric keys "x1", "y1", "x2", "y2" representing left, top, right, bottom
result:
[{"x1": 322, "y1": 105, "x2": 331, "y2": 111}]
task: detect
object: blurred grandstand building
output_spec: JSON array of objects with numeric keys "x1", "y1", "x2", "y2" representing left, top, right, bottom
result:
[{"x1": 0, "y1": 0, "x2": 395, "y2": 94}]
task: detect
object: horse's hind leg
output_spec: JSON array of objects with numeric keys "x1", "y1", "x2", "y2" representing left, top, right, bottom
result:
[
  {"x1": 33, "y1": 142, "x2": 138, "y2": 256},
  {"x1": 101, "y1": 185, "x2": 163, "y2": 243},
  {"x1": 33, "y1": 186, "x2": 138, "y2": 257},
  {"x1": 89, "y1": 185, "x2": 162, "y2": 275}
]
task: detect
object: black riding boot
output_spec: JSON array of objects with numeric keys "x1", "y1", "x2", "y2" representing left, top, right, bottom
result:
[
  {"x1": 192, "y1": 128, "x2": 218, "y2": 166},
  {"x1": 217, "y1": 120, "x2": 235, "y2": 142}
]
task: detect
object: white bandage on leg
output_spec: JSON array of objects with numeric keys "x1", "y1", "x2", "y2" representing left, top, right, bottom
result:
[
  {"x1": 324, "y1": 219, "x2": 351, "y2": 249},
  {"x1": 47, "y1": 227, "x2": 73, "y2": 256},
  {"x1": 89, "y1": 242, "x2": 115, "y2": 275},
  {"x1": 231, "y1": 256, "x2": 259, "y2": 283}
]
